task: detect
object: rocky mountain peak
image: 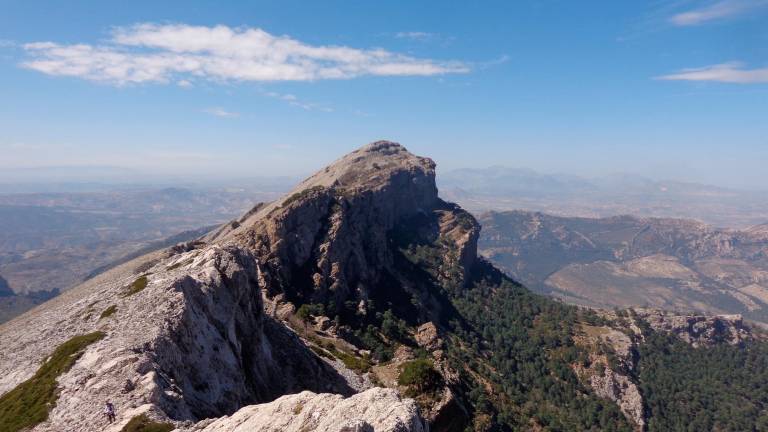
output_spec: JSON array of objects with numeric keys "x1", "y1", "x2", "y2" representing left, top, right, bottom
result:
[
  {"x1": 204, "y1": 140, "x2": 439, "y2": 243},
  {"x1": 293, "y1": 140, "x2": 436, "y2": 193},
  {"x1": 210, "y1": 141, "x2": 476, "y2": 316}
]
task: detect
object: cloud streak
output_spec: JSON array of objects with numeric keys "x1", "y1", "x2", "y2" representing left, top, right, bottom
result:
[
  {"x1": 394, "y1": 31, "x2": 434, "y2": 41},
  {"x1": 669, "y1": 0, "x2": 768, "y2": 26},
  {"x1": 262, "y1": 91, "x2": 332, "y2": 112},
  {"x1": 21, "y1": 23, "x2": 469, "y2": 86},
  {"x1": 203, "y1": 107, "x2": 240, "y2": 118},
  {"x1": 657, "y1": 62, "x2": 768, "y2": 83}
]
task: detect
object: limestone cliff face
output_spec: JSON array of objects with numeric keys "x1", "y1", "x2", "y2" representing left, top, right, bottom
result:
[
  {"x1": 574, "y1": 325, "x2": 644, "y2": 430},
  {"x1": 224, "y1": 141, "x2": 478, "y2": 315},
  {"x1": 634, "y1": 309, "x2": 751, "y2": 348}
]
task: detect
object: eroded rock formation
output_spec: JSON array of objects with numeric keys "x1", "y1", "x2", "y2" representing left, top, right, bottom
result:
[{"x1": 184, "y1": 388, "x2": 426, "y2": 432}]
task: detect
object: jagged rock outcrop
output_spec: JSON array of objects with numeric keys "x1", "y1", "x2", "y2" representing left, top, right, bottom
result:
[
  {"x1": 634, "y1": 309, "x2": 751, "y2": 347},
  {"x1": 589, "y1": 370, "x2": 644, "y2": 429},
  {"x1": 414, "y1": 322, "x2": 441, "y2": 351},
  {"x1": 185, "y1": 388, "x2": 426, "y2": 432},
  {"x1": 574, "y1": 326, "x2": 644, "y2": 430}
]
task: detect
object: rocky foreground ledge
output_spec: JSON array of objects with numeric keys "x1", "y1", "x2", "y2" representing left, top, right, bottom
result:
[{"x1": 183, "y1": 388, "x2": 425, "y2": 432}]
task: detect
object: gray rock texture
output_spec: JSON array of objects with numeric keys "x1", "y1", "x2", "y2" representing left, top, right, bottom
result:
[
  {"x1": 184, "y1": 388, "x2": 426, "y2": 432},
  {"x1": 635, "y1": 309, "x2": 751, "y2": 347}
]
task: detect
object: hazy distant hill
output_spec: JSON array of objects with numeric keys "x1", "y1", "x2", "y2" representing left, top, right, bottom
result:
[
  {"x1": 440, "y1": 167, "x2": 768, "y2": 228},
  {"x1": 478, "y1": 210, "x2": 768, "y2": 323},
  {"x1": 0, "y1": 185, "x2": 291, "y2": 322}
]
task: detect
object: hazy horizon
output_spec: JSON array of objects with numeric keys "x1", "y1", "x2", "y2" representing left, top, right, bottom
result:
[{"x1": 2, "y1": 162, "x2": 768, "y2": 194}]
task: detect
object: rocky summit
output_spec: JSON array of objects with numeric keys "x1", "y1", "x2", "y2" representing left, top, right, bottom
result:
[{"x1": 2, "y1": 141, "x2": 768, "y2": 432}]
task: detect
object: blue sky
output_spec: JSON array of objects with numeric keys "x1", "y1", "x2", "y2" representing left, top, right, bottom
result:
[{"x1": 1, "y1": 0, "x2": 767, "y2": 187}]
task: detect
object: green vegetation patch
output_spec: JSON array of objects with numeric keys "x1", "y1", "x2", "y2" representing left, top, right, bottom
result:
[
  {"x1": 333, "y1": 349, "x2": 371, "y2": 373},
  {"x1": 639, "y1": 332, "x2": 768, "y2": 431},
  {"x1": 120, "y1": 414, "x2": 174, "y2": 432},
  {"x1": 296, "y1": 303, "x2": 325, "y2": 322},
  {"x1": 0, "y1": 331, "x2": 105, "y2": 432},
  {"x1": 398, "y1": 358, "x2": 442, "y2": 395},
  {"x1": 122, "y1": 275, "x2": 148, "y2": 297},
  {"x1": 282, "y1": 185, "x2": 325, "y2": 207},
  {"x1": 292, "y1": 401, "x2": 304, "y2": 415},
  {"x1": 320, "y1": 342, "x2": 371, "y2": 373},
  {"x1": 99, "y1": 305, "x2": 117, "y2": 320},
  {"x1": 310, "y1": 345, "x2": 334, "y2": 360}
]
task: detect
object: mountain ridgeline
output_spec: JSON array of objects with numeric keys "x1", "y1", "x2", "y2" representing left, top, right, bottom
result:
[{"x1": 1, "y1": 142, "x2": 768, "y2": 432}]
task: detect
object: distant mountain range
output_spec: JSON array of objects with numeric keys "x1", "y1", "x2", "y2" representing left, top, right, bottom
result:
[
  {"x1": 478, "y1": 210, "x2": 768, "y2": 324},
  {"x1": 439, "y1": 167, "x2": 768, "y2": 228},
  {"x1": 0, "y1": 186, "x2": 287, "y2": 322}
]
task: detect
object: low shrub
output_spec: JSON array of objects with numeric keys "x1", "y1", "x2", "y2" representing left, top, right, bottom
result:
[
  {"x1": 397, "y1": 358, "x2": 442, "y2": 394},
  {"x1": 122, "y1": 276, "x2": 148, "y2": 297},
  {"x1": 99, "y1": 305, "x2": 117, "y2": 320}
]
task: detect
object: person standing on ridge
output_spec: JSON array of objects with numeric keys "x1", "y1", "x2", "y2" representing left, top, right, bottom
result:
[{"x1": 105, "y1": 401, "x2": 116, "y2": 423}]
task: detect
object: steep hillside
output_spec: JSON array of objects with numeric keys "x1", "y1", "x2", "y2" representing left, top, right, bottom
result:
[
  {"x1": 2, "y1": 142, "x2": 768, "y2": 432},
  {"x1": 0, "y1": 275, "x2": 11, "y2": 297},
  {"x1": 478, "y1": 210, "x2": 768, "y2": 323}
]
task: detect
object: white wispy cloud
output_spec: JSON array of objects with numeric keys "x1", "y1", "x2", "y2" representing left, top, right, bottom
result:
[
  {"x1": 203, "y1": 107, "x2": 240, "y2": 118},
  {"x1": 1, "y1": 141, "x2": 42, "y2": 150},
  {"x1": 264, "y1": 91, "x2": 297, "y2": 101},
  {"x1": 262, "y1": 90, "x2": 333, "y2": 112},
  {"x1": 20, "y1": 23, "x2": 469, "y2": 86},
  {"x1": 656, "y1": 62, "x2": 768, "y2": 83},
  {"x1": 670, "y1": 0, "x2": 768, "y2": 26},
  {"x1": 394, "y1": 31, "x2": 434, "y2": 41}
]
